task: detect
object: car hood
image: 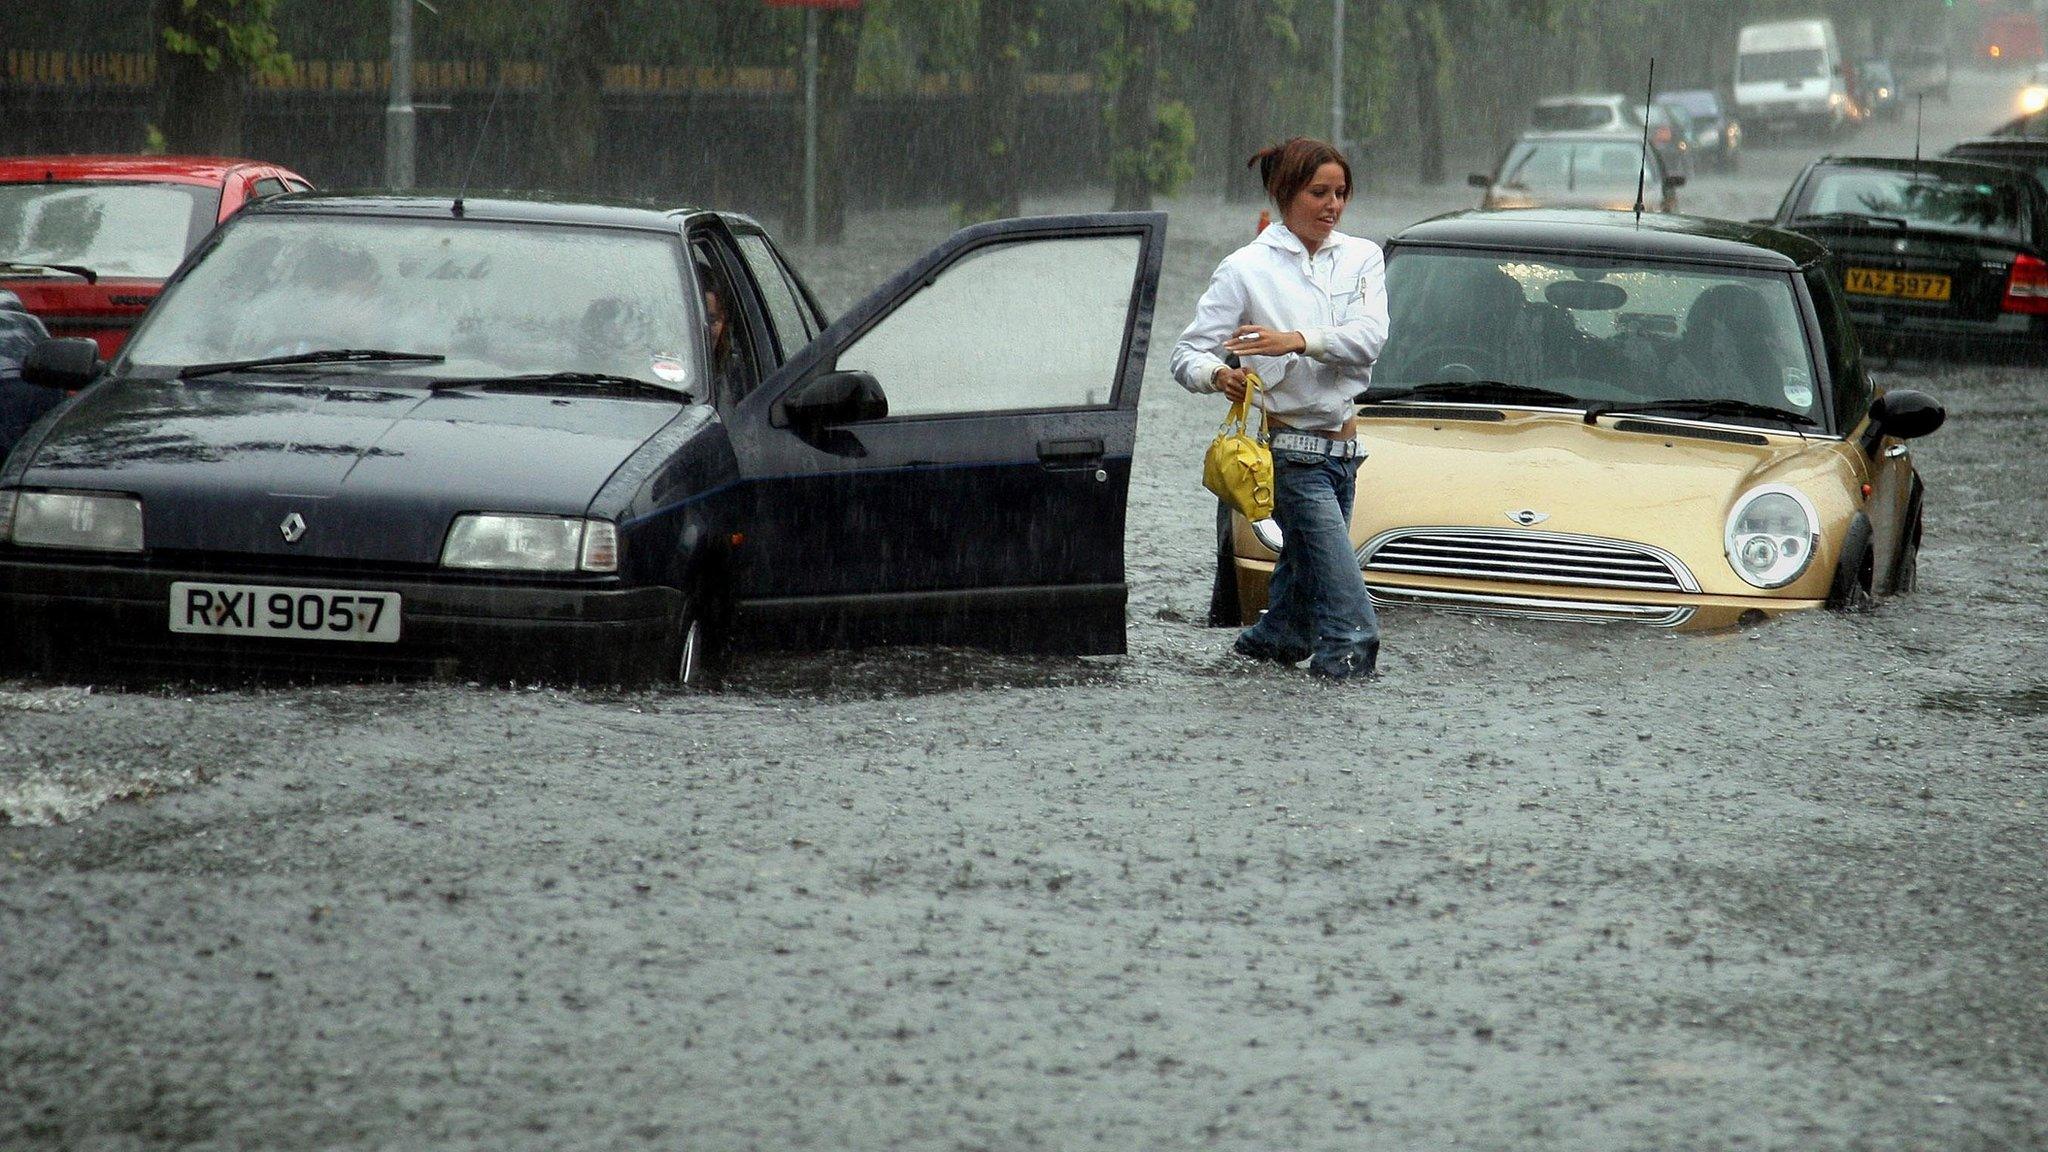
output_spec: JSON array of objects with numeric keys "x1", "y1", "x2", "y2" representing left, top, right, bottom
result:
[
  {"x1": 1347, "y1": 409, "x2": 1859, "y2": 595},
  {"x1": 14, "y1": 375, "x2": 685, "y2": 563}
]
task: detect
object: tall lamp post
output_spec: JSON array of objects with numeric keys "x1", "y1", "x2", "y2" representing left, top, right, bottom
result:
[
  {"x1": 385, "y1": 0, "x2": 415, "y2": 188},
  {"x1": 764, "y1": 0, "x2": 864, "y2": 246}
]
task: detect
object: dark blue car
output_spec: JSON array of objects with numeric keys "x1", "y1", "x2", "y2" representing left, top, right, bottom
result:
[
  {"x1": 1, "y1": 292, "x2": 62, "y2": 460},
  {"x1": 0, "y1": 194, "x2": 1164, "y2": 684}
]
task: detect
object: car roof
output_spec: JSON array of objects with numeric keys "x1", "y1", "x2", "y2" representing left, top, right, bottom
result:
[
  {"x1": 1947, "y1": 136, "x2": 2048, "y2": 156},
  {"x1": 1514, "y1": 130, "x2": 1653, "y2": 144},
  {"x1": 1535, "y1": 93, "x2": 1628, "y2": 106},
  {"x1": 238, "y1": 190, "x2": 722, "y2": 232},
  {"x1": 0, "y1": 155, "x2": 288, "y2": 184},
  {"x1": 1809, "y1": 155, "x2": 2037, "y2": 185},
  {"x1": 1390, "y1": 210, "x2": 1824, "y2": 270}
]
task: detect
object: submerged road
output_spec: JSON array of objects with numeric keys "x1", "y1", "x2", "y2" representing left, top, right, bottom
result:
[{"x1": 3, "y1": 70, "x2": 2044, "y2": 1151}]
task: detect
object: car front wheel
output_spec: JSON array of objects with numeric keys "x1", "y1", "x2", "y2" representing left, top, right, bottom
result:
[{"x1": 666, "y1": 594, "x2": 724, "y2": 689}]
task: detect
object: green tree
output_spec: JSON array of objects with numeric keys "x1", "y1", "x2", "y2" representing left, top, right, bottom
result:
[
  {"x1": 1106, "y1": 0, "x2": 1197, "y2": 211},
  {"x1": 959, "y1": 0, "x2": 1040, "y2": 222},
  {"x1": 152, "y1": 0, "x2": 292, "y2": 154}
]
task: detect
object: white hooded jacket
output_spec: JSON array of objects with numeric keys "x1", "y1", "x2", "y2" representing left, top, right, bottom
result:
[{"x1": 1170, "y1": 223, "x2": 1389, "y2": 434}]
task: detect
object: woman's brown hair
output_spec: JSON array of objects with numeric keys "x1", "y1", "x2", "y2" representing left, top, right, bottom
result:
[{"x1": 1248, "y1": 137, "x2": 1352, "y2": 208}]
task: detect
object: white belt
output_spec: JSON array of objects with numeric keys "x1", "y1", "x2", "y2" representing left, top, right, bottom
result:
[{"x1": 1269, "y1": 431, "x2": 1365, "y2": 460}]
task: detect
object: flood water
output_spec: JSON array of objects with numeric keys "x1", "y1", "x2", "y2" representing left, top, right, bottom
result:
[{"x1": 2, "y1": 70, "x2": 2044, "y2": 1152}]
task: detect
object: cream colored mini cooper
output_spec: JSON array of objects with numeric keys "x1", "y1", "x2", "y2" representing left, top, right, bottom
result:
[{"x1": 1210, "y1": 210, "x2": 1945, "y2": 631}]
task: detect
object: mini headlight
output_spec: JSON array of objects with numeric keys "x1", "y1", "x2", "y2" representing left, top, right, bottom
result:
[
  {"x1": 8, "y1": 490, "x2": 145, "y2": 552},
  {"x1": 440, "y1": 514, "x2": 618, "y2": 573},
  {"x1": 1725, "y1": 486, "x2": 1818, "y2": 589}
]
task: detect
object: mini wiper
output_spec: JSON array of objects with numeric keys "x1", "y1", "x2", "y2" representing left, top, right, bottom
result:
[
  {"x1": 1793, "y1": 210, "x2": 1909, "y2": 229},
  {"x1": 1583, "y1": 397, "x2": 1818, "y2": 428},
  {"x1": 440, "y1": 371, "x2": 684, "y2": 399},
  {"x1": 178, "y1": 349, "x2": 446, "y2": 379},
  {"x1": 1364, "y1": 380, "x2": 1584, "y2": 407},
  {"x1": 1, "y1": 260, "x2": 98, "y2": 284}
]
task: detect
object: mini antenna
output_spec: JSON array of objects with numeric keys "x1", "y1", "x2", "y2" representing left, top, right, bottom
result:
[
  {"x1": 452, "y1": 72, "x2": 506, "y2": 217},
  {"x1": 1634, "y1": 57, "x2": 1657, "y2": 226},
  {"x1": 1914, "y1": 93, "x2": 1925, "y2": 166}
]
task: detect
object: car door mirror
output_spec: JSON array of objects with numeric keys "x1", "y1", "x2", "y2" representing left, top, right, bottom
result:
[
  {"x1": 1467, "y1": 173, "x2": 1490, "y2": 189},
  {"x1": 1869, "y1": 388, "x2": 1945, "y2": 440},
  {"x1": 1663, "y1": 175, "x2": 1688, "y2": 192},
  {"x1": 20, "y1": 338, "x2": 102, "y2": 390},
  {"x1": 777, "y1": 369, "x2": 888, "y2": 430}
]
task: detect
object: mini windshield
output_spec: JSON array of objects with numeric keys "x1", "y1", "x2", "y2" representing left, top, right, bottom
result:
[
  {"x1": 1794, "y1": 168, "x2": 2029, "y2": 243},
  {"x1": 1377, "y1": 250, "x2": 1821, "y2": 425},
  {"x1": 1740, "y1": 48, "x2": 1828, "y2": 84},
  {"x1": 122, "y1": 214, "x2": 706, "y2": 390},
  {"x1": 0, "y1": 182, "x2": 221, "y2": 279},
  {"x1": 1499, "y1": 140, "x2": 1656, "y2": 192}
]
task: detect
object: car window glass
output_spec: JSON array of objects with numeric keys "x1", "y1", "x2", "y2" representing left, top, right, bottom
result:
[
  {"x1": 1806, "y1": 265, "x2": 1867, "y2": 429},
  {"x1": 692, "y1": 239, "x2": 762, "y2": 406},
  {"x1": 252, "y1": 178, "x2": 287, "y2": 200},
  {"x1": 125, "y1": 215, "x2": 702, "y2": 392},
  {"x1": 1380, "y1": 250, "x2": 1818, "y2": 420},
  {"x1": 1502, "y1": 141, "x2": 1657, "y2": 192},
  {"x1": 735, "y1": 233, "x2": 815, "y2": 361},
  {"x1": 1740, "y1": 48, "x2": 1827, "y2": 83},
  {"x1": 1796, "y1": 168, "x2": 2029, "y2": 243},
  {"x1": 835, "y1": 234, "x2": 1140, "y2": 417},
  {"x1": 0, "y1": 182, "x2": 222, "y2": 278},
  {"x1": 1531, "y1": 104, "x2": 1611, "y2": 131}
]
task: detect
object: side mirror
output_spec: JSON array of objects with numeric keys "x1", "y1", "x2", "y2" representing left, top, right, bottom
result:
[
  {"x1": 20, "y1": 338, "x2": 102, "y2": 390},
  {"x1": 1466, "y1": 173, "x2": 1490, "y2": 189},
  {"x1": 1663, "y1": 175, "x2": 1688, "y2": 191},
  {"x1": 1869, "y1": 388, "x2": 1945, "y2": 440},
  {"x1": 777, "y1": 369, "x2": 887, "y2": 430}
]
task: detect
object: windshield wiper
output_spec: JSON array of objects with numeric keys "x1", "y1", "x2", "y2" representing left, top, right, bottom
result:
[
  {"x1": 1364, "y1": 380, "x2": 1584, "y2": 408},
  {"x1": 438, "y1": 371, "x2": 684, "y2": 400},
  {"x1": 1792, "y1": 211, "x2": 1909, "y2": 229},
  {"x1": 1, "y1": 260, "x2": 98, "y2": 284},
  {"x1": 1583, "y1": 397, "x2": 1818, "y2": 428},
  {"x1": 179, "y1": 349, "x2": 446, "y2": 379}
]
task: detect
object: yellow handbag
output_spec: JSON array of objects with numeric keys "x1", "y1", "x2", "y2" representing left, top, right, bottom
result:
[{"x1": 1202, "y1": 369, "x2": 1274, "y2": 522}]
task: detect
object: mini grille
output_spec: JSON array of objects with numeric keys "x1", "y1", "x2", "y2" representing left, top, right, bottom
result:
[{"x1": 1362, "y1": 528, "x2": 1695, "y2": 592}]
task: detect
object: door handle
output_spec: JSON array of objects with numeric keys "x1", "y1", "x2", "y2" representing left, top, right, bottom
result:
[{"x1": 1037, "y1": 437, "x2": 1104, "y2": 468}]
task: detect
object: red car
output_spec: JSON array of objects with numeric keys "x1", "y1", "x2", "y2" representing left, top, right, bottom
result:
[{"x1": 0, "y1": 156, "x2": 312, "y2": 356}]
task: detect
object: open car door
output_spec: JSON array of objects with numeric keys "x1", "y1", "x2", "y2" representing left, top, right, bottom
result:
[{"x1": 723, "y1": 212, "x2": 1165, "y2": 655}]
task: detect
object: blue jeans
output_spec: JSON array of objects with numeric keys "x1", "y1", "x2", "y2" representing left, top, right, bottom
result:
[{"x1": 1237, "y1": 449, "x2": 1380, "y2": 678}]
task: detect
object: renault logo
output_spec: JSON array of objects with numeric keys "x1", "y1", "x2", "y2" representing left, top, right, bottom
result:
[
  {"x1": 280, "y1": 512, "x2": 307, "y2": 543},
  {"x1": 1506, "y1": 509, "x2": 1549, "y2": 527}
]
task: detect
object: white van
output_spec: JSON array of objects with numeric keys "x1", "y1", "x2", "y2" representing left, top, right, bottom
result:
[{"x1": 1735, "y1": 18, "x2": 1849, "y2": 133}]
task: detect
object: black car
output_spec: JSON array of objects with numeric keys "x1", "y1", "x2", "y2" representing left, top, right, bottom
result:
[
  {"x1": 1771, "y1": 156, "x2": 2048, "y2": 353},
  {"x1": 1, "y1": 290, "x2": 61, "y2": 460},
  {"x1": 1943, "y1": 134, "x2": 2048, "y2": 192},
  {"x1": 0, "y1": 194, "x2": 1165, "y2": 684}
]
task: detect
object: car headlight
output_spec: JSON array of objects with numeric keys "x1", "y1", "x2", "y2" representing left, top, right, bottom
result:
[
  {"x1": 4, "y1": 490, "x2": 145, "y2": 552},
  {"x1": 1725, "y1": 485, "x2": 1818, "y2": 589},
  {"x1": 440, "y1": 514, "x2": 618, "y2": 573}
]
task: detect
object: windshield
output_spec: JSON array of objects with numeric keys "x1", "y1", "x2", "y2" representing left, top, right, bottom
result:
[
  {"x1": 123, "y1": 214, "x2": 706, "y2": 390},
  {"x1": 1377, "y1": 250, "x2": 1821, "y2": 424},
  {"x1": 1531, "y1": 102, "x2": 1635, "y2": 131},
  {"x1": 0, "y1": 182, "x2": 221, "y2": 279},
  {"x1": 1499, "y1": 140, "x2": 1656, "y2": 192},
  {"x1": 1740, "y1": 48, "x2": 1828, "y2": 84},
  {"x1": 1794, "y1": 168, "x2": 2029, "y2": 243}
]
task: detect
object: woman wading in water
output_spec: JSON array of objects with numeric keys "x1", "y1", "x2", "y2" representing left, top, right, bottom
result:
[{"x1": 1171, "y1": 137, "x2": 1390, "y2": 680}]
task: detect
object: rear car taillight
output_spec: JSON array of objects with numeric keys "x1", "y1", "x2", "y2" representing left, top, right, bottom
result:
[{"x1": 2004, "y1": 253, "x2": 2048, "y2": 314}]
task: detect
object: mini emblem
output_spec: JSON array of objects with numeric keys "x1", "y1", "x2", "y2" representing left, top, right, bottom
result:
[
  {"x1": 280, "y1": 512, "x2": 307, "y2": 543},
  {"x1": 1506, "y1": 509, "x2": 1549, "y2": 527}
]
